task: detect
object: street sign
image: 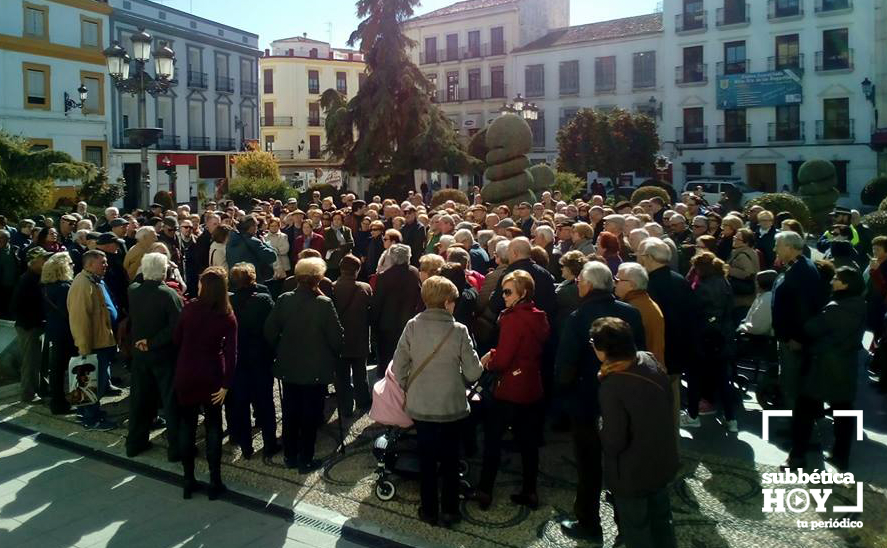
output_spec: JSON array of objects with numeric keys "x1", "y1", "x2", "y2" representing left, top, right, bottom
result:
[{"x1": 716, "y1": 70, "x2": 803, "y2": 109}]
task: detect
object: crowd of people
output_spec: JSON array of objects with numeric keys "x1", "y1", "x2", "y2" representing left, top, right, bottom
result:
[{"x1": 0, "y1": 183, "x2": 883, "y2": 547}]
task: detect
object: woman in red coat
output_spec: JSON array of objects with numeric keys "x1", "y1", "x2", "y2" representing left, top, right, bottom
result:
[
  {"x1": 291, "y1": 220, "x2": 324, "y2": 264},
  {"x1": 174, "y1": 266, "x2": 238, "y2": 500},
  {"x1": 474, "y1": 270, "x2": 550, "y2": 510}
]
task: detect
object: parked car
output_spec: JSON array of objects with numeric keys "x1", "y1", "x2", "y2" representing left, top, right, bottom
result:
[{"x1": 682, "y1": 180, "x2": 763, "y2": 207}]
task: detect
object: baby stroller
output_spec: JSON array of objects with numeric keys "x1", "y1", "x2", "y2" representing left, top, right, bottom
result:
[{"x1": 368, "y1": 364, "x2": 480, "y2": 501}]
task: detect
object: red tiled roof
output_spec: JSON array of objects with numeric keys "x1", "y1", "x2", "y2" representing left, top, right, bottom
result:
[
  {"x1": 514, "y1": 13, "x2": 663, "y2": 53},
  {"x1": 408, "y1": 0, "x2": 517, "y2": 23}
]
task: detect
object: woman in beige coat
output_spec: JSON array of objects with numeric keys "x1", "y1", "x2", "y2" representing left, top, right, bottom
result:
[{"x1": 728, "y1": 228, "x2": 760, "y2": 319}]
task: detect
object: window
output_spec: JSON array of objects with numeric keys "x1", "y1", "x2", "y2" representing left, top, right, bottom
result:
[
  {"x1": 188, "y1": 47, "x2": 202, "y2": 72},
  {"x1": 309, "y1": 135, "x2": 321, "y2": 159},
  {"x1": 80, "y1": 16, "x2": 100, "y2": 48},
  {"x1": 336, "y1": 72, "x2": 347, "y2": 94},
  {"x1": 723, "y1": 109, "x2": 747, "y2": 142},
  {"x1": 308, "y1": 70, "x2": 319, "y2": 94},
  {"x1": 724, "y1": 41, "x2": 747, "y2": 74},
  {"x1": 23, "y1": 62, "x2": 50, "y2": 110},
  {"x1": 722, "y1": 0, "x2": 746, "y2": 24},
  {"x1": 822, "y1": 28, "x2": 850, "y2": 70},
  {"x1": 308, "y1": 102, "x2": 321, "y2": 126},
  {"x1": 681, "y1": 0, "x2": 705, "y2": 30},
  {"x1": 188, "y1": 100, "x2": 204, "y2": 138},
  {"x1": 309, "y1": 48, "x2": 318, "y2": 59},
  {"x1": 490, "y1": 27, "x2": 505, "y2": 55},
  {"x1": 683, "y1": 107, "x2": 704, "y2": 143},
  {"x1": 594, "y1": 56, "x2": 616, "y2": 93},
  {"x1": 468, "y1": 68, "x2": 481, "y2": 100},
  {"x1": 467, "y1": 30, "x2": 480, "y2": 58},
  {"x1": 424, "y1": 37, "x2": 437, "y2": 63},
  {"x1": 633, "y1": 51, "x2": 656, "y2": 89},
  {"x1": 83, "y1": 144, "x2": 105, "y2": 168},
  {"x1": 427, "y1": 73, "x2": 438, "y2": 99},
  {"x1": 682, "y1": 46, "x2": 704, "y2": 83},
  {"x1": 159, "y1": 11, "x2": 166, "y2": 20},
  {"x1": 157, "y1": 95, "x2": 174, "y2": 135},
  {"x1": 823, "y1": 97, "x2": 850, "y2": 139},
  {"x1": 23, "y1": 3, "x2": 48, "y2": 40},
  {"x1": 833, "y1": 160, "x2": 849, "y2": 194},
  {"x1": 775, "y1": 35, "x2": 801, "y2": 70},
  {"x1": 560, "y1": 107, "x2": 579, "y2": 128},
  {"x1": 446, "y1": 34, "x2": 458, "y2": 61},
  {"x1": 216, "y1": 102, "x2": 230, "y2": 140},
  {"x1": 263, "y1": 102, "x2": 274, "y2": 124},
  {"x1": 525, "y1": 64, "x2": 544, "y2": 98},
  {"x1": 559, "y1": 60, "x2": 579, "y2": 95},
  {"x1": 239, "y1": 105, "x2": 255, "y2": 139},
  {"x1": 446, "y1": 71, "x2": 459, "y2": 102},
  {"x1": 215, "y1": 53, "x2": 228, "y2": 78},
  {"x1": 529, "y1": 111, "x2": 545, "y2": 148},
  {"x1": 264, "y1": 134, "x2": 274, "y2": 151},
  {"x1": 774, "y1": 0, "x2": 801, "y2": 17},
  {"x1": 713, "y1": 162, "x2": 733, "y2": 176},
  {"x1": 490, "y1": 66, "x2": 505, "y2": 98},
  {"x1": 80, "y1": 72, "x2": 103, "y2": 115},
  {"x1": 263, "y1": 69, "x2": 273, "y2": 93},
  {"x1": 684, "y1": 162, "x2": 703, "y2": 177},
  {"x1": 775, "y1": 105, "x2": 800, "y2": 140}
]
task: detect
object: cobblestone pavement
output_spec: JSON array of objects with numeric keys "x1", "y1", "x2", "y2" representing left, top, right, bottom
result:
[{"x1": 1, "y1": 367, "x2": 886, "y2": 548}]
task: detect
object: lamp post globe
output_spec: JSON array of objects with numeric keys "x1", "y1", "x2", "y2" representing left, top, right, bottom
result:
[
  {"x1": 153, "y1": 44, "x2": 176, "y2": 80},
  {"x1": 102, "y1": 41, "x2": 127, "y2": 79},
  {"x1": 130, "y1": 28, "x2": 153, "y2": 63},
  {"x1": 77, "y1": 83, "x2": 88, "y2": 102}
]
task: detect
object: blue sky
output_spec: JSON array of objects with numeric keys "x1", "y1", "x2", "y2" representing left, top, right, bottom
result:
[{"x1": 151, "y1": 0, "x2": 658, "y2": 50}]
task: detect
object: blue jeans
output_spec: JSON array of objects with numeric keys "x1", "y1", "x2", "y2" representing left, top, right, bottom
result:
[{"x1": 80, "y1": 346, "x2": 115, "y2": 423}]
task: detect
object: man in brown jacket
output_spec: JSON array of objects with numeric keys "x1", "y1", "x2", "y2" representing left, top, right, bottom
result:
[
  {"x1": 68, "y1": 250, "x2": 119, "y2": 430},
  {"x1": 615, "y1": 262, "x2": 665, "y2": 366},
  {"x1": 331, "y1": 255, "x2": 373, "y2": 417},
  {"x1": 123, "y1": 226, "x2": 158, "y2": 281}
]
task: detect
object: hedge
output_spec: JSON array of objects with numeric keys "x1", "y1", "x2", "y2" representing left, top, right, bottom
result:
[
  {"x1": 744, "y1": 193, "x2": 812, "y2": 232},
  {"x1": 228, "y1": 178, "x2": 296, "y2": 209},
  {"x1": 630, "y1": 186, "x2": 671, "y2": 205},
  {"x1": 430, "y1": 188, "x2": 470, "y2": 209}
]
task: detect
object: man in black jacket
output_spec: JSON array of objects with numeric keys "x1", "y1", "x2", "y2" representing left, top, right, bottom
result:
[
  {"x1": 127, "y1": 252, "x2": 183, "y2": 459},
  {"x1": 12, "y1": 248, "x2": 50, "y2": 402},
  {"x1": 555, "y1": 261, "x2": 646, "y2": 542},
  {"x1": 490, "y1": 238, "x2": 556, "y2": 323},
  {"x1": 192, "y1": 213, "x2": 219, "y2": 278},
  {"x1": 399, "y1": 206, "x2": 426, "y2": 268}
]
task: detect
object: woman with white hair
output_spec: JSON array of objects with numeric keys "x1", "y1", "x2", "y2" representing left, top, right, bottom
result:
[
  {"x1": 265, "y1": 257, "x2": 343, "y2": 472},
  {"x1": 41, "y1": 252, "x2": 75, "y2": 414},
  {"x1": 124, "y1": 226, "x2": 158, "y2": 281},
  {"x1": 371, "y1": 244, "x2": 422, "y2": 380}
]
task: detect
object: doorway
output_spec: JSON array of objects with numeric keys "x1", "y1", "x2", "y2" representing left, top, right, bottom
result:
[
  {"x1": 746, "y1": 164, "x2": 777, "y2": 193},
  {"x1": 123, "y1": 163, "x2": 142, "y2": 211}
]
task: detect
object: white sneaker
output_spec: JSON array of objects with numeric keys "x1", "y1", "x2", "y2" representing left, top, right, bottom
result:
[
  {"x1": 725, "y1": 419, "x2": 739, "y2": 433},
  {"x1": 680, "y1": 412, "x2": 701, "y2": 428}
]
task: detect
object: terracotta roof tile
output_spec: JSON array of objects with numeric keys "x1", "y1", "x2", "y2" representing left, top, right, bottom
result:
[
  {"x1": 409, "y1": 0, "x2": 517, "y2": 22},
  {"x1": 514, "y1": 13, "x2": 663, "y2": 53}
]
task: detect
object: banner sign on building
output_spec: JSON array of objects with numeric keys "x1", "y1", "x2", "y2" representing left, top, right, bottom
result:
[{"x1": 716, "y1": 70, "x2": 803, "y2": 109}]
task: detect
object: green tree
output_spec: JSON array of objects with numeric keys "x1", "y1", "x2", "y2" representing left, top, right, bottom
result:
[
  {"x1": 556, "y1": 108, "x2": 659, "y2": 184},
  {"x1": 0, "y1": 130, "x2": 93, "y2": 219},
  {"x1": 321, "y1": 0, "x2": 479, "y2": 199},
  {"x1": 232, "y1": 149, "x2": 280, "y2": 180},
  {"x1": 77, "y1": 168, "x2": 125, "y2": 208}
]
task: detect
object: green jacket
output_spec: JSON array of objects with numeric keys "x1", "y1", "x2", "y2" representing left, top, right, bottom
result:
[{"x1": 264, "y1": 286, "x2": 343, "y2": 385}]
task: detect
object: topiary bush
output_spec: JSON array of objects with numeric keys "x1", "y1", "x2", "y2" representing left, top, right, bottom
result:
[
  {"x1": 797, "y1": 159, "x2": 837, "y2": 230},
  {"x1": 744, "y1": 193, "x2": 812, "y2": 232},
  {"x1": 630, "y1": 185, "x2": 671, "y2": 205},
  {"x1": 430, "y1": 188, "x2": 470, "y2": 209},
  {"x1": 152, "y1": 190, "x2": 175, "y2": 212},
  {"x1": 228, "y1": 177, "x2": 297, "y2": 209},
  {"x1": 638, "y1": 179, "x2": 678, "y2": 204},
  {"x1": 861, "y1": 176, "x2": 887, "y2": 207},
  {"x1": 862, "y1": 210, "x2": 887, "y2": 237}
]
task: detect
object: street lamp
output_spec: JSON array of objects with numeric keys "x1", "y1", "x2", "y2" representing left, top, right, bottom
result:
[
  {"x1": 499, "y1": 94, "x2": 537, "y2": 120},
  {"x1": 862, "y1": 77, "x2": 879, "y2": 128},
  {"x1": 648, "y1": 96, "x2": 664, "y2": 121},
  {"x1": 234, "y1": 116, "x2": 246, "y2": 151},
  {"x1": 104, "y1": 28, "x2": 176, "y2": 209},
  {"x1": 64, "y1": 83, "x2": 89, "y2": 115}
]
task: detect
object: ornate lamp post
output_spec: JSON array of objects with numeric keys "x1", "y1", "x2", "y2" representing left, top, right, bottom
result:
[
  {"x1": 499, "y1": 93, "x2": 539, "y2": 120},
  {"x1": 862, "y1": 77, "x2": 878, "y2": 128},
  {"x1": 64, "y1": 83, "x2": 89, "y2": 115},
  {"x1": 104, "y1": 28, "x2": 175, "y2": 208}
]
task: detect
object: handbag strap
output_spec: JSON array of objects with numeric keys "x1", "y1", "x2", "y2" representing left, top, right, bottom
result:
[{"x1": 405, "y1": 325, "x2": 457, "y2": 396}]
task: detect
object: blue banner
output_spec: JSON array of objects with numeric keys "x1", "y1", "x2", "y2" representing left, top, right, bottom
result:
[{"x1": 716, "y1": 70, "x2": 803, "y2": 109}]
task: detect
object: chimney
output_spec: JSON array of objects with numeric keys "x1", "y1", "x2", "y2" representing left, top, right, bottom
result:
[
  {"x1": 303, "y1": 32, "x2": 307, "y2": 38},
  {"x1": 264, "y1": 48, "x2": 270, "y2": 57}
]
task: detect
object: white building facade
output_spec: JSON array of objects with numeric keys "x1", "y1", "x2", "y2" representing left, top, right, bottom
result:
[
  {"x1": 108, "y1": 0, "x2": 260, "y2": 210},
  {"x1": 0, "y1": 0, "x2": 113, "y2": 203}
]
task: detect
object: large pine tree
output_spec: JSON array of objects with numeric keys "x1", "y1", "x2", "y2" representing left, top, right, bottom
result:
[{"x1": 321, "y1": 0, "x2": 479, "y2": 198}]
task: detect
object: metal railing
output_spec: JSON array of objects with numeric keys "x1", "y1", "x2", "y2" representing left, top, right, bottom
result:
[
  {"x1": 676, "y1": 126, "x2": 708, "y2": 146},
  {"x1": 260, "y1": 116, "x2": 293, "y2": 126},
  {"x1": 420, "y1": 41, "x2": 507, "y2": 64},
  {"x1": 716, "y1": 4, "x2": 750, "y2": 27},
  {"x1": 768, "y1": 0, "x2": 804, "y2": 19},
  {"x1": 815, "y1": 49, "x2": 854, "y2": 71},
  {"x1": 815, "y1": 119, "x2": 854, "y2": 141},
  {"x1": 768, "y1": 53, "x2": 804, "y2": 73},
  {"x1": 215, "y1": 75, "x2": 234, "y2": 93},
  {"x1": 156, "y1": 135, "x2": 181, "y2": 150},
  {"x1": 432, "y1": 84, "x2": 508, "y2": 103},
  {"x1": 187, "y1": 71, "x2": 207, "y2": 89},
  {"x1": 188, "y1": 136, "x2": 210, "y2": 150},
  {"x1": 271, "y1": 149, "x2": 293, "y2": 160},
  {"x1": 241, "y1": 80, "x2": 258, "y2": 96},
  {"x1": 307, "y1": 115, "x2": 323, "y2": 127},
  {"x1": 717, "y1": 60, "x2": 749, "y2": 76},
  {"x1": 632, "y1": 77, "x2": 656, "y2": 90},
  {"x1": 595, "y1": 81, "x2": 616, "y2": 94},
  {"x1": 215, "y1": 137, "x2": 236, "y2": 151},
  {"x1": 675, "y1": 11, "x2": 707, "y2": 32},
  {"x1": 768, "y1": 121, "x2": 805, "y2": 143},
  {"x1": 815, "y1": 0, "x2": 852, "y2": 14},
  {"x1": 717, "y1": 124, "x2": 751, "y2": 145},
  {"x1": 309, "y1": 149, "x2": 322, "y2": 159},
  {"x1": 675, "y1": 64, "x2": 708, "y2": 85}
]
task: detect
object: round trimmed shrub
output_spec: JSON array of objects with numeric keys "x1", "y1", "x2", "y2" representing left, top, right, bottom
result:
[
  {"x1": 430, "y1": 188, "x2": 470, "y2": 209},
  {"x1": 861, "y1": 176, "x2": 887, "y2": 207},
  {"x1": 485, "y1": 114, "x2": 532, "y2": 156},
  {"x1": 528, "y1": 164, "x2": 555, "y2": 191},
  {"x1": 862, "y1": 210, "x2": 887, "y2": 237},
  {"x1": 484, "y1": 156, "x2": 530, "y2": 181},
  {"x1": 638, "y1": 179, "x2": 678, "y2": 204},
  {"x1": 798, "y1": 159, "x2": 837, "y2": 186},
  {"x1": 152, "y1": 190, "x2": 175, "y2": 212},
  {"x1": 468, "y1": 129, "x2": 488, "y2": 162},
  {"x1": 744, "y1": 193, "x2": 812, "y2": 232},
  {"x1": 630, "y1": 186, "x2": 671, "y2": 205},
  {"x1": 485, "y1": 147, "x2": 524, "y2": 166},
  {"x1": 481, "y1": 172, "x2": 533, "y2": 203}
]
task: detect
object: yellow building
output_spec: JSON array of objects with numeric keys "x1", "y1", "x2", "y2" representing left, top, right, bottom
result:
[{"x1": 259, "y1": 35, "x2": 366, "y2": 188}]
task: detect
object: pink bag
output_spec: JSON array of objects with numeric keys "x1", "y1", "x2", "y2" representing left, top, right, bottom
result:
[{"x1": 370, "y1": 362, "x2": 413, "y2": 428}]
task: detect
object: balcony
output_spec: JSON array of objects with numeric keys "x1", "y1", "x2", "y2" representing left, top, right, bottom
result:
[
  {"x1": 815, "y1": 0, "x2": 853, "y2": 15},
  {"x1": 717, "y1": 60, "x2": 749, "y2": 76},
  {"x1": 187, "y1": 71, "x2": 207, "y2": 89},
  {"x1": 675, "y1": 11, "x2": 707, "y2": 34},
  {"x1": 675, "y1": 64, "x2": 708, "y2": 86},
  {"x1": 486, "y1": 41, "x2": 507, "y2": 57},
  {"x1": 594, "y1": 81, "x2": 616, "y2": 95},
  {"x1": 308, "y1": 85, "x2": 320, "y2": 95},
  {"x1": 307, "y1": 115, "x2": 324, "y2": 127},
  {"x1": 432, "y1": 84, "x2": 508, "y2": 103},
  {"x1": 271, "y1": 149, "x2": 293, "y2": 160},
  {"x1": 768, "y1": 121, "x2": 805, "y2": 143},
  {"x1": 768, "y1": 0, "x2": 804, "y2": 20},
  {"x1": 215, "y1": 75, "x2": 234, "y2": 93},
  {"x1": 676, "y1": 126, "x2": 708, "y2": 147},
  {"x1": 445, "y1": 48, "x2": 460, "y2": 62},
  {"x1": 816, "y1": 119, "x2": 854, "y2": 142},
  {"x1": 716, "y1": 4, "x2": 750, "y2": 28},
  {"x1": 419, "y1": 50, "x2": 438, "y2": 65},
  {"x1": 215, "y1": 137, "x2": 236, "y2": 151},
  {"x1": 263, "y1": 84, "x2": 274, "y2": 94},
  {"x1": 815, "y1": 50, "x2": 854, "y2": 72},
  {"x1": 241, "y1": 80, "x2": 258, "y2": 96},
  {"x1": 156, "y1": 135, "x2": 181, "y2": 150},
  {"x1": 260, "y1": 116, "x2": 293, "y2": 127},
  {"x1": 309, "y1": 149, "x2": 322, "y2": 160},
  {"x1": 632, "y1": 78, "x2": 656, "y2": 91},
  {"x1": 768, "y1": 53, "x2": 805, "y2": 75},
  {"x1": 717, "y1": 124, "x2": 751, "y2": 145},
  {"x1": 188, "y1": 136, "x2": 210, "y2": 150}
]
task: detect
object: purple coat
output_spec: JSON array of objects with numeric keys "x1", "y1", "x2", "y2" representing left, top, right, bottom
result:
[{"x1": 174, "y1": 300, "x2": 238, "y2": 406}]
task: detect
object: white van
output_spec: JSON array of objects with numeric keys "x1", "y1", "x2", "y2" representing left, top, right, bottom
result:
[{"x1": 682, "y1": 180, "x2": 763, "y2": 206}]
